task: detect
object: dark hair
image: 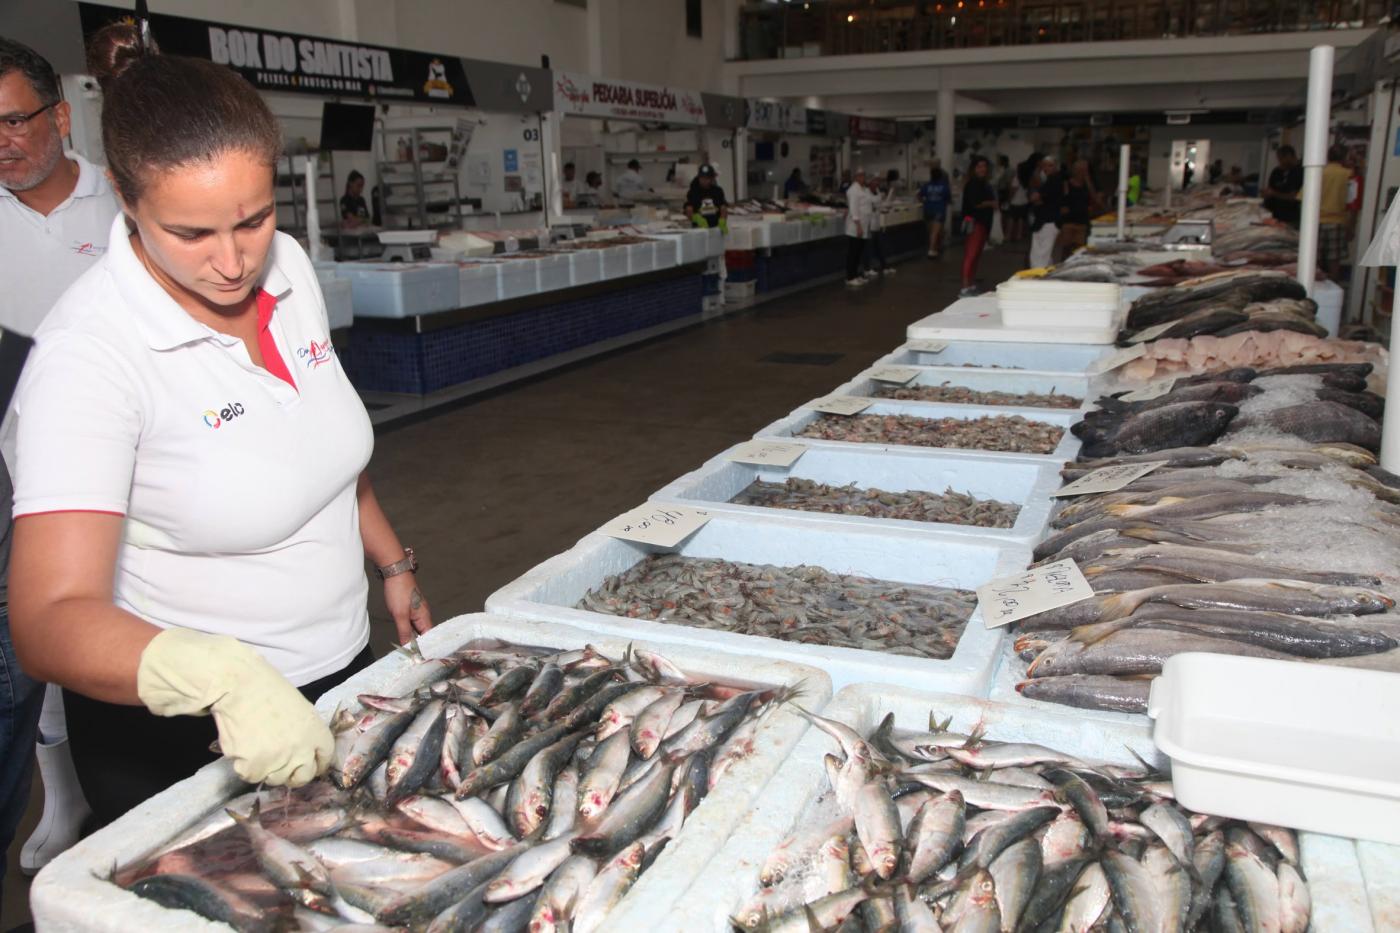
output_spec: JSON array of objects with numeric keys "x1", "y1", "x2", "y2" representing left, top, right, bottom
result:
[
  {"x1": 0, "y1": 36, "x2": 60, "y2": 106},
  {"x1": 627, "y1": 159, "x2": 640, "y2": 170},
  {"x1": 1328, "y1": 144, "x2": 1347, "y2": 163},
  {"x1": 969, "y1": 155, "x2": 990, "y2": 171},
  {"x1": 563, "y1": 161, "x2": 575, "y2": 171},
  {"x1": 585, "y1": 170, "x2": 601, "y2": 185},
  {"x1": 886, "y1": 169, "x2": 899, "y2": 183},
  {"x1": 86, "y1": 23, "x2": 281, "y2": 203},
  {"x1": 345, "y1": 169, "x2": 364, "y2": 193},
  {"x1": 1277, "y1": 145, "x2": 1297, "y2": 159},
  {"x1": 930, "y1": 166, "x2": 946, "y2": 183}
]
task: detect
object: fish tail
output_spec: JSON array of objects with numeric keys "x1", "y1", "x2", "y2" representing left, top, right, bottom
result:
[{"x1": 1068, "y1": 617, "x2": 1135, "y2": 647}]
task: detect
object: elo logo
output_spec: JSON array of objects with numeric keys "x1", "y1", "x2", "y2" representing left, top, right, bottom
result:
[{"x1": 202, "y1": 401, "x2": 246, "y2": 429}]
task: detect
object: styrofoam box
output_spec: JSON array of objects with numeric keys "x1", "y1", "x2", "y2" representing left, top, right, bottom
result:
[
  {"x1": 455, "y1": 261, "x2": 500, "y2": 308},
  {"x1": 725, "y1": 279, "x2": 757, "y2": 302},
  {"x1": 878, "y1": 339, "x2": 1107, "y2": 373},
  {"x1": 756, "y1": 399, "x2": 1082, "y2": 462},
  {"x1": 31, "y1": 613, "x2": 832, "y2": 933},
  {"x1": 481, "y1": 258, "x2": 538, "y2": 300},
  {"x1": 486, "y1": 513, "x2": 1027, "y2": 696},
  {"x1": 651, "y1": 236, "x2": 679, "y2": 268},
  {"x1": 315, "y1": 274, "x2": 353, "y2": 331},
  {"x1": 832, "y1": 364, "x2": 1095, "y2": 411},
  {"x1": 724, "y1": 225, "x2": 755, "y2": 250},
  {"x1": 601, "y1": 244, "x2": 630, "y2": 279},
  {"x1": 339, "y1": 262, "x2": 459, "y2": 319},
  {"x1": 562, "y1": 249, "x2": 604, "y2": 286},
  {"x1": 702, "y1": 228, "x2": 724, "y2": 258},
  {"x1": 651, "y1": 442, "x2": 1059, "y2": 546},
  {"x1": 625, "y1": 242, "x2": 656, "y2": 275},
  {"x1": 659, "y1": 683, "x2": 1376, "y2": 933},
  {"x1": 533, "y1": 253, "x2": 572, "y2": 293}
]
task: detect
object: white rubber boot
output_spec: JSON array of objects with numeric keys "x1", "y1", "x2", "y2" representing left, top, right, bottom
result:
[{"x1": 20, "y1": 686, "x2": 91, "y2": 874}]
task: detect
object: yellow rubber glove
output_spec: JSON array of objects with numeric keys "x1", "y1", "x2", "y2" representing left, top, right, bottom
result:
[
  {"x1": 137, "y1": 628, "x2": 334, "y2": 787},
  {"x1": 718, "y1": 218, "x2": 729, "y2": 235},
  {"x1": 692, "y1": 215, "x2": 709, "y2": 229}
]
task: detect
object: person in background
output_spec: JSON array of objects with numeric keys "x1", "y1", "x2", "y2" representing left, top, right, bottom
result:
[
  {"x1": 1318, "y1": 143, "x2": 1351, "y2": 282},
  {"x1": 1127, "y1": 160, "x2": 1143, "y2": 206},
  {"x1": 784, "y1": 168, "x2": 808, "y2": 198},
  {"x1": 560, "y1": 161, "x2": 580, "y2": 209},
  {"x1": 1005, "y1": 156, "x2": 1029, "y2": 242},
  {"x1": 1346, "y1": 151, "x2": 1364, "y2": 239},
  {"x1": 993, "y1": 155, "x2": 1013, "y2": 238},
  {"x1": 577, "y1": 170, "x2": 605, "y2": 207},
  {"x1": 339, "y1": 170, "x2": 370, "y2": 228},
  {"x1": 1226, "y1": 165, "x2": 1245, "y2": 187},
  {"x1": 864, "y1": 174, "x2": 896, "y2": 279},
  {"x1": 0, "y1": 35, "x2": 120, "y2": 888},
  {"x1": 959, "y1": 155, "x2": 995, "y2": 297},
  {"x1": 1056, "y1": 158, "x2": 1098, "y2": 261},
  {"x1": 1208, "y1": 158, "x2": 1224, "y2": 185},
  {"x1": 919, "y1": 162, "x2": 952, "y2": 259},
  {"x1": 10, "y1": 22, "x2": 432, "y2": 831},
  {"x1": 843, "y1": 167, "x2": 874, "y2": 288},
  {"x1": 614, "y1": 158, "x2": 648, "y2": 200},
  {"x1": 1263, "y1": 145, "x2": 1303, "y2": 227},
  {"x1": 1028, "y1": 155, "x2": 1063, "y2": 269},
  {"x1": 686, "y1": 163, "x2": 728, "y2": 232}
]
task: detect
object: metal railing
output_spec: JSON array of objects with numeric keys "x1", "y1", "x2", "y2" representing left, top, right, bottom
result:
[{"x1": 739, "y1": 0, "x2": 1389, "y2": 58}]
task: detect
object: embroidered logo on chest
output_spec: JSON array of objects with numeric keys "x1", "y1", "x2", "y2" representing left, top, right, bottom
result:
[
  {"x1": 203, "y1": 402, "x2": 246, "y2": 429},
  {"x1": 298, "y1": 338, "x2": 335, "y2": 369}
]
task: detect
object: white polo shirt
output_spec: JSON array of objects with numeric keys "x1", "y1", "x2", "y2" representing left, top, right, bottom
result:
[
  {"x1": 13, "y1": 215, "x2": 373, "y2": 685},
  {"x1": 0, "y1": 153, "x2": 120, "y2": 337}
]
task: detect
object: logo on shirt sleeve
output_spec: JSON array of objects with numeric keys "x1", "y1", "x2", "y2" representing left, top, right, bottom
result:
[
  {"x1": 202, "y1": 402, "x2": 246, "y2": 429},
  {"x1": 297, "y1": 338, "x2": 336, "y2": 369}
]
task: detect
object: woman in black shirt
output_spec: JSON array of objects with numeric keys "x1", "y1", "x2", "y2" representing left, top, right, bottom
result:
[
  {"x1": 960, "y1": 156, "x2": 995, "y2": 296},
  {"x1": 340, "y1": 170, "x2": 370, "y2": 227}
]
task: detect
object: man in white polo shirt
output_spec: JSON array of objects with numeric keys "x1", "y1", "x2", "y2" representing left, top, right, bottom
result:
[{"x1": 0, "y1": 36, "x2": 116, "y2": 883}]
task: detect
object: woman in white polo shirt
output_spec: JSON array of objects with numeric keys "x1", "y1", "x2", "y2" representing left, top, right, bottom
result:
[{"x1": 7, "y1": 25, "x2": 432, "y2": 828}]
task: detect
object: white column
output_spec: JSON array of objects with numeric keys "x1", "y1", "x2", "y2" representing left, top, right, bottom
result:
[
  {"x1": 1296, "y1": 45, "x2": 1334, "y2": 298},
  {"x1": 1117, "y1": 144, "x2": 1129, "y2": 240},
  {"x1": 1385, "y1": 276, "x2": 1400, "y2": 470},
  {"x1": 541, "y1": 111, "x2": 564, "y2": 224},
  {"x1": 723, "y1": 0, "x2": 744, "y2": 61},
  {"x1": 734, "y1": 127, "x2": 749, "y2": 200},
  {"x1": 1350, "y1": 82, "x2": 1394, "y2": 327},
  {"x1": 936, "y1": 87, "x2": 955, "y2": 170}
]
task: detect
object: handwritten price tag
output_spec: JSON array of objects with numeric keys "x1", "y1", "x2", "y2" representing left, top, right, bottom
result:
[
  {"x1": 806, "y1": 397, "x2": 872, "y2": 416},
  {"x1": 977, "y1": 559, "x2": 1095, "y2": 628},
  {"x1": 1118, "y1": 379, "x2": 1177, "y2": 403},
  {"x1": 1125, "y1": 321, "x2": 1175, "y2": 345},
  {"x1": 906, "y1": 340, "x2": 948, "y2": 353},
  {"x1": 868, "y1": 366, "x2": 922, "y2": 385},
  {"x1": 725, "y1": 440, "x2": 808, "y2": 468},
  {"x1": 602, "y1": 504, "x2": 711, "y2": 549},
  {"x1": 1052, "y1": 460, "x2": 1169, "y2": 498},
  {"x1": 1087, "y1": 344, "x2": 1147, "y2": 375}
]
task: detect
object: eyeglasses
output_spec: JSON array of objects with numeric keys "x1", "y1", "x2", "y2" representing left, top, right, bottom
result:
[{"x1": 0, "y1": 102, "x2": 57, "y2": 139}]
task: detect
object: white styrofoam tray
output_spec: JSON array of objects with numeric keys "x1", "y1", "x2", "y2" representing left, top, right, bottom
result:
[
  {"x1": 650, "y1": 442, "x2": 1060, "y2": 546},
  {"x1": 560, "y1": 249, "x2": 604, "y2": 285},
  {"x1": 908, "y1": 297, "x2": 1121, "y2": 345},
  {"x1": 30, "y1": 613, "x2": 832, "y2": 933},
  {"x1": 601, "y1": 244, "x2": 630, "y2": 279},
  {"x1": 480, "y1": 257, "x2": 539, "y2": 301},
  {"x1": 533, "y1": 252, "x2": 573, "y2": 293},
  {"x1": 878, "y1": 339, "x2": 1108, "y2": 374},
  {"x1": 661, "y1": 682, "x2": 1376, "y2": 933},
  {"x1": 651, "y1": 237, "x2": 679, "y2": 268},
  {"x1": 486, "y1": 512, "x2": 1027, "y2": 696},
  {"x1": 756, "y1": 399, "x2": 1082, "y2": 462},
  {"x1": 832, "y1": 364, "x2": 1095, "y2": 411},
  {"x1": 455, "y1": 261, "x2": 500, "y2": 308},
  {"x1": 338, "y1": 262, "x2": 459, "y2": 319},
  {"x1": 625, "y1": 242, "x2": 656, "y2": 275}
]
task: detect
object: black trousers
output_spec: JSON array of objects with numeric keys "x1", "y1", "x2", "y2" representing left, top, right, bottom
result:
[
  {"x1": 868, "y1": 231, "x2": 887, "y2": 272},
  {"x1": 66, "y1": 644, "x2": 376, "y2": 831},
  {"x1": 845, "y1": 235, "x2": 866, "y2": 281}
]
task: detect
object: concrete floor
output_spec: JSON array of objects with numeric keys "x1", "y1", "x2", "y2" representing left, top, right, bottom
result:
[{"x1": 0, "y1": 238, "x2": 1023, "y2": 930}]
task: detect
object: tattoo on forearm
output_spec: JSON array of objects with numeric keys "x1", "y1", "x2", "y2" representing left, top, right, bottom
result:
[{"x1": 410, "y1": 588, "x2": 424, "y2": 611}]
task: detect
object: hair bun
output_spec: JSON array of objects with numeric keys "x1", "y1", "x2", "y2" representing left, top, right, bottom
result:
[{"x1": 86, "y1": 22, "x2": 157, "y2": 89}]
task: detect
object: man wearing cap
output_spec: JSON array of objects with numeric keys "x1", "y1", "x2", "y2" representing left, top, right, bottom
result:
[
  {"x1": 686, "y1": 163, "x2": 728, "y2": 233},
  {"x1": 0, "y1": 35, "x2": 117, "y2": 891}
]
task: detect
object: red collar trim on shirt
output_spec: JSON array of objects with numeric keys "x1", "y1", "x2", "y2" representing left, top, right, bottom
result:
[{"x1": 256, "y1": 289, "x2": 298, "y2": 392}]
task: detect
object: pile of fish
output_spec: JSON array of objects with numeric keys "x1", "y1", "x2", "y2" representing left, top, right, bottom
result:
[
  {"x1": 736, "y1": 706, "x2": 1311, "y2": 932},
  {"x1": 796, "y1": 413, "x2": 1065, "y2": 454},
  {"x1": 1043, "y1": 250, "x2": 1147, "y2": 283},
  {"x1": 579, "y1": 555, "x2": 977, "y2": 659},
  {"x1": 875, "y1": 383, "x2": 1082, "y2": 409},
  {"x1": 1071, "y1": 365, "x2": 1383, "y2": 458},
  {"x1": 1117, "y1": 331, "x2": 1386, "y2": 384},
  {"x1": 1015, "y1": 443, "x2": 1400, "y2": 713},
  {"x1": 1211, "y1": 222, "x2": 1300, "y2": 257},
  {"x1": 119, "y1": 640, "x2": 795, "y2": 932},
  {"x1": 730, "y1": 477, "x2": 1021, "y2": 528},
  {"x1": 1119, "y1": 271, "x2": 1315, "y2": 345}
]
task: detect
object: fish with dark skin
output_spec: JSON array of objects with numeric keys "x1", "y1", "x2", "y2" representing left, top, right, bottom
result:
[
  {"x1": 1228, "y1": 399, "x2": 1382, "y2": 451},
  {"x1": 1095, "y1": 401, "x2": 1239, "y2": 456},
  {"x1": 128, "y1": 874, "x2": 274, "y2": 933}
]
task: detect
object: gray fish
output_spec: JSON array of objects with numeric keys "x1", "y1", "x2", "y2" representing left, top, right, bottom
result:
[
  {"x1": 1141, "y1": 843, "x2": 1190, "y2": 933},
  {"x1": 1186, "y1": 829, "x2": 1226, "y2": 928},
  {"x1": 1101, "y1": 850, "x2": 1162, "y2": 933},
  {"x1": 227, "y1": 800, "x2": 334, "y2": 909},
  {"x1": 1105, "y1": 402, "x2": 1239, "y2": 455},
  {"x1": 519, "y1": 663, "x2": 565, "y2": 718},
  {"x1": 456, "y1": 723, "x2": 569, "y2": 799},
  {"x1": 904, "y1": 788, "x2": 965, "y2": 882},
  {"x1": 424, "y1": 879, "x2": 492, "y2": 933},
  {"x1": 386, "y1": 700, "x2": 449, "y2": 805},
  {"x1": 377, "y1": 844, "x2": 527, "y2": 928},
  {"x1": 1014, "y1": 674, "x2": 1152, "y2": 714},
  {"x1": 1278, "y1": 861, "x2": 1311, "y2": 933},
  {"x1": 507, "y1": 731, "x2": 585, "y2": 839},
  {"x1": 1014, "y1": 854, "x2": 1093, "y2": 931},
  {"x1": 960, "y1": 806, "x2": 1060, "y2": 870},
  {"x1": 1224, "y1": 842, "x2": 1282, "y2": 933},
  {"x1": 1214, "y1": 885, "x2": 1247, "y2": 933},
  {"x1": 1042, "y1": 769, "x2": 1111, "y2": 842},
  {"x1": 988, "y1": 836, "x2": 1041, "y2": 931},
  {"x1": 478, "y1": 888, "x2": 542, "y2": 933},
  {"x1": 334, "y1": 707, "x2": 417, "y2": 790},
  {"x1": 1027, "y1": 628, "x2": 1296, "y2": 677},
  {"x1": 571, "y1": 758, "x2": 676, "y2": 857},
  {"x1": 1231, "y1": 399, "x2": 1381, "y2": 452},
  {"x1": 1100, "y1": 491, "x2": 1310, "y2": 522},
  {"x1": 543, "y1": 667, "x2": 622, "y2": 722},
  {"x1": 481, "y1": 663, "x2": 540, "y2": 707},
  {"x1": 473, "y1": 703, "x2": 527, "y2": 768},
  {"x1": 852, "y1": 780, "x2": 903, "y2": 879},
  {"x1": 128, "y1": 874, "x2": 272, "y2": 933}
]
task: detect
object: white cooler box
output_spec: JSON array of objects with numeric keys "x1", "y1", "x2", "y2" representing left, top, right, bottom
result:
[
  {"x1": 455, "y1": 261, "x2": 501, "y2": 308},
  {"x1": 479, "y1": 257, "x2": 539, "y2": 300},
  {"x1": 533, "y1": 253, "x2": 572, "y2": 293},
  {"x1": 338, "y1": 262, "x2": 458, "y2": 319},
  {"x1": 562, "y1": 249, "x2": 604, "y2": 285},
  {"x1": 601, "y1": 244, "x2": 631, "y2": 279}
]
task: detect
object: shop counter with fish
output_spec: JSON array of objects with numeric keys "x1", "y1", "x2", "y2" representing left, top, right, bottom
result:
[
  {"x1": 759, "y1": 400, "x2": 1082, "y2": 461},
  {"x1": 30, "y1": 614, "x2": 833, "y2": 933},
  {"x1": 651, "y1": 443, "x2": 1062, "y2": 546},
  {"x1": 831, "y1": 364, "x2": 1093, "y2": 412},
  {"x1": 486, "y1": 511, "x2": 1028, "y2": 695},
  {"x1": 661, "y1": 683, "x2": 1374, "y2": 932}
]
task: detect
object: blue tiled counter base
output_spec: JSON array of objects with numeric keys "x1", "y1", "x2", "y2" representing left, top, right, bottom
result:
[
  {"x1": 349, "y1": 275, "x2": 703, "y2": 394},
  {"x1": 756, "y1": 238, "x2": 847, "y2": 293}
]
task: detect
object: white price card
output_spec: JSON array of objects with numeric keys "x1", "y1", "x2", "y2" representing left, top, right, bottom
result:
[
  {"x1": 1087, "y1": 344, "x2": 1147, "y2": 375},
  {"x1": 977, "y1": 559, "x2": 1095, "y2": 628},
  {"x1": 725, "y1": 440, "x2": 808, "y2": 468},
  {"x1": 1052, "y1": 460, "x2": 1169, "y2": 497},
  {"x1": 602, "y1": 504, "x2": 711, "y2": 549},
  {"x1": 1125, "y1": 321, "x2": 1175, "y2": 345},
  {"x1": 1118, "y1": 379, "x2": 1177, "y2": 403},
  {"x1": 868, "y1": 366, "x2": 922, "y2": 385},
  {"x1": 906, "y1": 340, "x2": 948, "y2": 353},
  {"x1": 806, "y1": 396, "x2": 872, "y2": 416}
]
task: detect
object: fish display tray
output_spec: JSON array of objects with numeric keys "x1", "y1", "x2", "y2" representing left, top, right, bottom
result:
[
  {"x1": 650, "y1": 443, "x2": 1059, "y2": 546},
  {"x1": 625, "y1": 242, "x2": 656, "y2": 275},
  {"x1": 832, "y1": 365, "x2": 1095, "y2": 411},
  {"x1": 30, "y1": 613, "x2": 832, "y2": 933},
  {"x1": 658, "y1": 683, "x2": 1377, "y2": 933},
  {"x1": 533, "y1": 253, "x2": 572, "y2": 293},
  {"x1": 486, "y1": 513, "x2": 1027, "y2": 696},
  {"x1": 877, "y1": 340, "x2": 1109, "y2": 374},
  {"x1": 651, "y1": 237, "x2": 679, "y2": 269},
  {"x1": 756, "y1": 399, "x2": 1082, "y2": 462},
  {"x1": 907, "y1": 299, "x2": 1120, "y2": 345},
  {"x1": 559, "y1": 249, "x2": 603, "y2": 286},
  {"x1": 338, "y1": 262, "x2": 460, "y2": 319},
  {"x1": 454, "y1": 262, "x2": 501, "y2": 308},
  {"x1": 601, "y1": 245, "x2": 630, "y2": 279}
]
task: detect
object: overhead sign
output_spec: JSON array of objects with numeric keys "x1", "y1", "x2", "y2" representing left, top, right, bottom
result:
[
  {"x1": 554, "y1": 70, "x2": 707, "y2": 124},
  {"x1": 748, "y1": 99, "x2": 807, "y2": 134},
  {"x1": 77, "y1": 2, "x2": 475, "y2": 106},
  {"x1": 461, "y1": 60, "x2": 553, "y2": 113},
  {"x1": 703, "y1": 93, "x2": 746, "y2": 129},
  {"x1": 850, "y1": 116, "x2": 900, "y2": 142}
]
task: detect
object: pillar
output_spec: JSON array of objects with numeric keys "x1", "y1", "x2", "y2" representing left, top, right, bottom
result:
[{"x1": 936, "y1": 87, "x2": 955, "y2": 172}]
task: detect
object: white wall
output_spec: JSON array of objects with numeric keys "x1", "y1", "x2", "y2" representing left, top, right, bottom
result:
[
  {"x1": 611, "y1": 0, "x2": 728, "y2": 93},
  {"x1": 1147, "y1": 124, "x2": 1271, "y2": 188},
  {"x1": 392, "y1": 1, "x2": 590, "y2": 73}
]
